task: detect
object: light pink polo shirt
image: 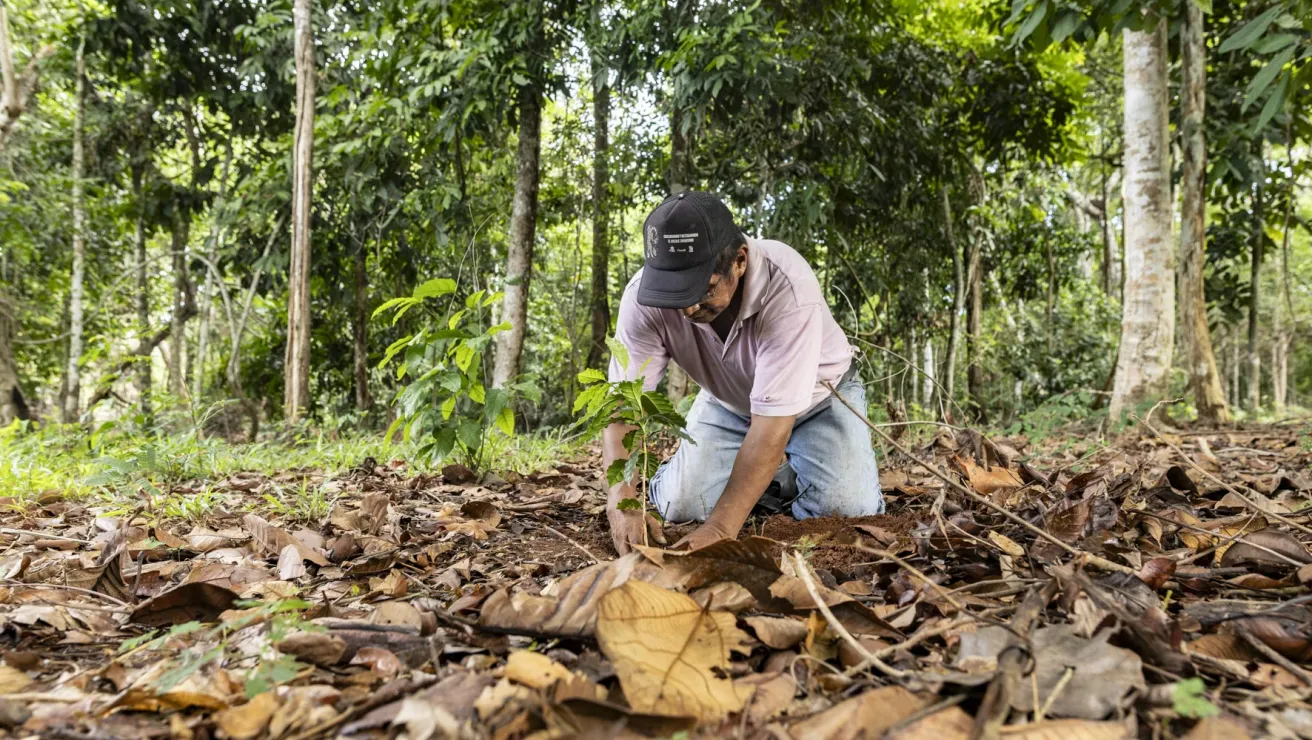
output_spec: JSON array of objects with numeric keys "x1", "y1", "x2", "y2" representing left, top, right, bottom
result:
[{"x1": 609, "y1": 238, "x2": 853, "y2": 417}]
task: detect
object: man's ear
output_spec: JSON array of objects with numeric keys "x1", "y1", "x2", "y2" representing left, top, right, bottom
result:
[{"x1": 734, "y1": 244, "x2": 749, "y2": 275}]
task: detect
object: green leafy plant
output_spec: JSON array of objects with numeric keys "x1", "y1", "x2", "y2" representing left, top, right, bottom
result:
[
  {"x1": 375, "y1": 278, "x2": 540, "y2": 472},
  {"x1": 1172, "y1": 677, "x2": 1220, "y2": 719},
  {"x1": 574, "y1": 338, "x2": 692, "y2": 526}
]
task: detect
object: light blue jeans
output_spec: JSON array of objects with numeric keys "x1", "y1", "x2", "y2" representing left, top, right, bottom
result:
[{"x1": 649, "y1": 377, "x2": 884, "y2": 522}]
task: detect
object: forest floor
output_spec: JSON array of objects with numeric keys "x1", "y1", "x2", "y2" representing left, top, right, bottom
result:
[{"x1": 0, "y1": 417, "x2": 1310, "y2": 739}]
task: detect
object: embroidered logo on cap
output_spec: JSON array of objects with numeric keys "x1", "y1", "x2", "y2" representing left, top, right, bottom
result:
[{"x1": 645, "y1": 226, "x2": 658, "y2": 259}]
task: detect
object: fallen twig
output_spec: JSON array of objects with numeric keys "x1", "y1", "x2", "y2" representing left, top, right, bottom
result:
[
  {"x1": 543, "y1": 525, "x2": 599, "y2": 564},
  {"x1": 791, "y1": 551, "x2": 908, "y2": 679},
  {"x1": 1236, "y1": 624, "x2": 1312, "y2": 686}
]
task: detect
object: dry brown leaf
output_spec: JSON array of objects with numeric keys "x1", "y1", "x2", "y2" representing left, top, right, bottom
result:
[
  {"x1": 956, "y1": 455, "x2": 1024, "y2": 494},
  {"x1": 277, "y1": 544, "x2": 307, "y2": 580},
  {"x1": 988, "y1": 531, "x2": 1026, "y2": 559},
  {"x1": 213, "y1": 691, "x2": 280, "y2": 740},
  {"x1": 1136, "y1": 557, "x2": 1176, "y2": 590},
  {"x1": 596, "y1": 580, "x2": 750, "y2": 721},
  {"x1": 0, "y1": 664, "x2": 32, "y2": 693},
  {"x1": 790, "y1": 686, "x2": 927, "y2": 739},
  {"x1": 1181, "y1": 716, "x2": 1252, "y2": 740},
  {"x1": 504, "y1": 650, "x2": 574, "y2": 689},
  {"x1": 1000, "y1": 719, "x2": 1130, "y2": 739},
  {"x1": 887, "y1": 705, "x2": 974, "y2": 739},
  {"x1": 1185, "y1": 633, "x2": 1262, "y2": 662},
  {"x1": 1219, "y1": 528, "x2": 1312, "y2": 569},
  {"x1": 736, "y1": 671, "x2": 796, "y2": 723},
  {"x1": 460, "y1": 500, "x2": 502, "y2": 529},
  {"x1": 276, "y1": 632, "x2": 347, "y2": 667},
  {"x1": 690, "y1": 581, "x2": 756, "y2": 612},
  {"x1": 479, "y1": 552, "x2": 656, "y2": 638},
  {"x1": 370, "y1": 601, "x2": 423, "y2": 630},
  {"x1": 129, "y1": 582, "x2": 240, "y2": 627},
  {"x1": 243, "y1": 514, "x2": 329, "y2": 566},
  {"x1": 744, "y1": 616, "x2": 808, "y2": 650},
  {"x1": 350, "y1": 646, "x2": 402, "y2": 678}
]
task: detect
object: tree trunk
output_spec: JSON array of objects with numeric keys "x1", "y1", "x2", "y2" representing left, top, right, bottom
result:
[
  {"x1": 284, "y1": 0, "x2": 315, "y2": 419},
  {"x1": 966, "y1": 232, "x2": 983, "y2": 411},
  {"x1": 1246, "y1": 150, "x2": 1263, "y2": 412},
  {"x1": 1044, "y1": 230, "x2": 1054, "y2": 351},
  {"x1": 169, "y1": 214, "x2": 189, "y2": 397},
  {"x1": 922, "y1": 337, "x2": 935, "y2": 412},
  {"x1": 491, "y1": 80, "x2": 542, "y2": 388},
  {"x1": 133, "y1": 162, "x2": 151, "y2": 416},
  {"x1": 1109, "y1": 22, "x2": 1174, "y2": 420},
  {"x1": 944, "y1": 186, "x2": 962, "y2": 409},
  {"x1": 352, "y1": 241, "x2": 372, "y2": 410},
  {"x1": 62, "y1": 37, "x2": 86, "y2": 422},
  {"x1": 1178, "y1": 1, "x2": 1229, "y2": 425},
  {"x1": 587, "y1": 59, "x2": 611, "y2": 371}
]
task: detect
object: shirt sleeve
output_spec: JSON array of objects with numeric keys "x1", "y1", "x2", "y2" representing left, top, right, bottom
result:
[
  {"x1": 608, "y1": 283, "x2": 669, "y2": 392},
  {"x1": 750, "y1": 304, "x2": 823, "y2": 416}
]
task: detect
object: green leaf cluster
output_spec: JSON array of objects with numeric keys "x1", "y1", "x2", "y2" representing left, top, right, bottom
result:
[
  {"x1": 376, "y1": 280, "x2": 539, "y2": 472},
  {"x1": 573, "y1": 338, "x2": 692, "y2": 490}
]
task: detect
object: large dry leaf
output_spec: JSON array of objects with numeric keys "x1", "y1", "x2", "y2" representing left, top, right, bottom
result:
[
  {"x1": 214, "y1": 691, "x2": 280, "y2": 740},
  {"x1": 1000, "y1": 720, "x2": 1131, "y2": 739},
  {"x1": 790, "y1": 686, "x2": 927, "y2": 739},
  {"x1": 955, "y1": 455, "x2": 1024, "y2": 494},
  {"x1": 243, "y1": 514, "x2": 329, "y2": 566},
  {"x1": 1182, "y1": 716, "x2": 1252, "y2": 740},
  {"x1": 955, "y1": 624, "x2": 1144, "y2": 719},
  {"x1": 1218, "y1": 528, "x2": 1312, "y2": 569},
  {"x1": 129, "y1": 582, "x2": 240, "y2": 627},
  {"x1": 744, "y1": 615, "x2": 808, "y2": 649},
  {"x1": 595, "y1": 580, "x2": 751, "y2": 721},
  {"x1": 887, "y1": 705, "x2": 974, "y2": 739},
  {"x1": 479, "y1": 552, "x2": 658, "y2": 638},
  {"x1": 504, "y1": 650, "x2": 575, "y2": 689},
  {"x1": 0, "y1": 664, "x2": 33, "y2": 693},
  {"x1": 735, "y1": 671, "x2": 796, "y2": 723},
  {"x1": 643, "y1": 537, "x2": 788, "y2": 610}
]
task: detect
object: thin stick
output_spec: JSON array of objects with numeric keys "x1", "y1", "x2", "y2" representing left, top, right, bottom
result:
[
  {"x1": 843, "y1": 615, "x2": 977, "y2": 677},
  {"x1": 859, "y1": 547, "x2": 968, "y2": 612},
  {"x1": 1237, "y1": 625, "x2": 1312, "y2": 686},
  {"x1": 0, "y1": 529, "x2": 91, "y2": 544},
  {"x1": 543, "y1": 526, "x2": 599, "y2": 564},
  {"x1": 1136, "y1": 413, "x2": 1312, "y2": 537},
  {"x1": 1037, "y1": 666, "x2": 1075, "y2": 721},
  {"x1": 791, "y1": 552, "x2": 907, "y2": 679},
  {"x1": 0, "y1": 580, "x2": 129, "y2": 606},
  {"x1": 823, "y1": 381, "x2": 1138, "y2": 576}
]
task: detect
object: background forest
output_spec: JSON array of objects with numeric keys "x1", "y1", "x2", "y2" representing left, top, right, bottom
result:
[{"x1": 0, "y1": 0, "x2": 1309, "y2": 466}]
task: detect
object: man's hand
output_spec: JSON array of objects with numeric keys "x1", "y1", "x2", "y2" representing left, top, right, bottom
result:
[
  {"x1": 672, "y1": 519, "x2": 734, "y2": 551},
  {"x1": 606, "y1": 482, "x2": 666, "y2": 556}
]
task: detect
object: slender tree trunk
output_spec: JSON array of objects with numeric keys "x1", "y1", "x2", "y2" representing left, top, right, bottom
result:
[
  {"x1": 1109, "y1": 22, "x2": 1175, "y2": 420},
  {"x1": 922, "y1": 338, "x2": 934, "y2": 411},
  {"x1": 1246, "y1": 150, "x2": 1264, "y2": 412},
  {"x1": 193, "y1": 272, "x2": 210, "y2": 401},
  {"x1": 966, "y1": 232, "x2": 983, "y2": 411},
  {"x1": 168, "y1": 214, "x2": 190, "y2": 397},
  {"x1": 133, "y1": 162, "x2": 151, "y2": 417},
  {"x1": 1230, "y1": 334, "x2": 1239, "y2": 409},
  {"x1": 62, "y1": 37, "x2": 86, "y2": 422},
  {"x1": 492, "y1": 79, "x2": 542, "y2": 388},
  {"x1": 944, "y1": 186, "x2": 962, "y2": 409},
  {"x1": 662, "y1": 0, "x2": 697, "y2": 405},
  {"x1": 352, "y1": 241, "x2": 372, "y2": 410},
  {"x1": 587, "y1": 59, "x2": 611, "y2": 371},
  {"x1": 1179, "y1": 2, "x2": 1229, "y2": 424},
  {"x1": 1044, "y1": 230, "x2": 1055, "y2": 351},
  {"x1": 284, "y1": 0, "x2": 315, "y2": 419}
]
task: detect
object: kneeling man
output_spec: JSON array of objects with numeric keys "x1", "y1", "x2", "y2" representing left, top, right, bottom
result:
[{"x1": 604, "y1": 191, "x2": 883, "y2": 554}]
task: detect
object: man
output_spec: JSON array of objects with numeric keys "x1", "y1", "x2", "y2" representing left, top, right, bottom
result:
[{"x1": 603, "y1": 191, "x2": 883, "y2": 555}]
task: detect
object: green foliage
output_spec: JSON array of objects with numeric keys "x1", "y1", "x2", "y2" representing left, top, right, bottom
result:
[
  {"x1": 574, "y1": 339, "x2": 691, "y2": 490},
  {"x1": 377, "y1": 281, "x2": 539, "y2": 472},
  {"x1": 1172, "y1": 678, "x2": 1221, "y2": 719}
]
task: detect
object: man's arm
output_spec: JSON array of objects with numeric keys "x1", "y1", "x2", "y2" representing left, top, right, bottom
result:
[
  {"x1": 602, "y1": 421, "x2": 665, "y2": 554},
  {"x1": 674, "y1": 413, "x2": 794, "y2": 550}
]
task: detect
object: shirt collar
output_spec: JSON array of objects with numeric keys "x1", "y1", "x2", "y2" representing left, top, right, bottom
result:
[{"x1": 737, "y1": 237, "x2": 767, "y2": 322}]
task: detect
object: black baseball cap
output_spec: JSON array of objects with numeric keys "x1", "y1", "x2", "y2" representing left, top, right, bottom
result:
[{"x1": 637, "y1": 191, "x2": 743, "y2": 308}]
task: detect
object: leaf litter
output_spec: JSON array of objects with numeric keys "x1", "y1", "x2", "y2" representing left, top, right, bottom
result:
[{"x1": 0, "y1": 425, "x2": 1308, "y2": 737}]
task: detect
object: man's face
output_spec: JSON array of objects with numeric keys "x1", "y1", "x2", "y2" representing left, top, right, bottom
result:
[{"x1": 680, "y1": 246, "x2": 748, "y2": 323}]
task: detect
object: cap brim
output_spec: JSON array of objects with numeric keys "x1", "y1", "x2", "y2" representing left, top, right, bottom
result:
[{"x1": 636, "y1": 260, "x2": 718, "y2": 309}]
